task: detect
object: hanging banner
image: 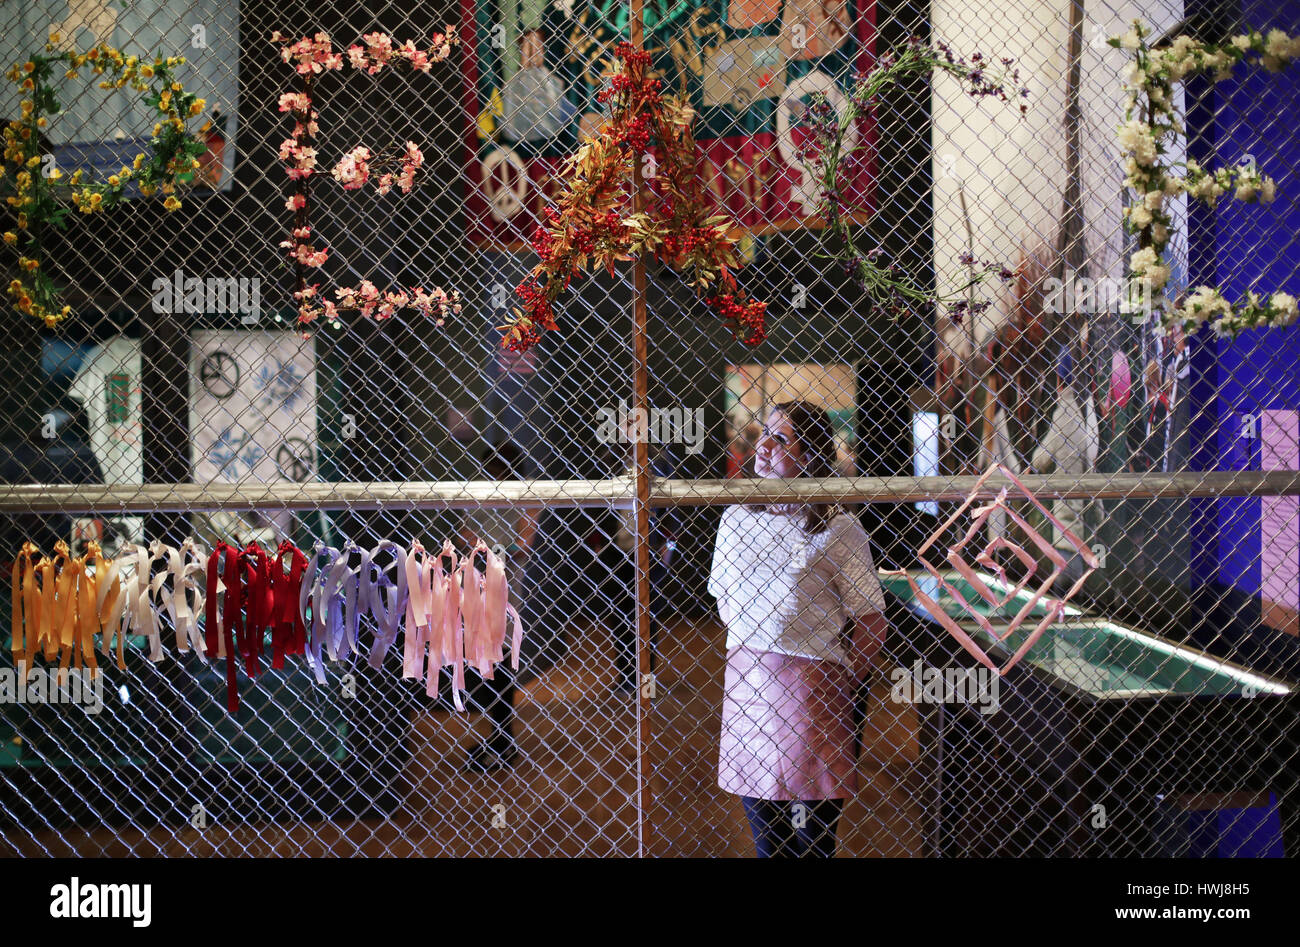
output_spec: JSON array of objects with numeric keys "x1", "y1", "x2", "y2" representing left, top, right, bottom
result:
[{"x1": 461, "y1": 0, "x2": 877, "y2": 247}]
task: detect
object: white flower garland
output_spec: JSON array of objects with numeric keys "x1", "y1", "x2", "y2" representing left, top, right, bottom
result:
[{"x1": 1112, "y1": 20, "x2": 1300, "y2": 337}]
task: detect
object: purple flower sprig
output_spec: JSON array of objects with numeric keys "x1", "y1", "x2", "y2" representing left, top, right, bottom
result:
[
  {"x1": 802, "y1": 39, "x2": 1028, "y2": 320},
  {"x1": 950, "y1": 298, "x2": 993, "y2": 326}
]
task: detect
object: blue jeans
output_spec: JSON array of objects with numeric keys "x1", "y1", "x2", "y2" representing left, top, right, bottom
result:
[{"x1": 741, "y1": 796, "x2": 844, "y2": 858}]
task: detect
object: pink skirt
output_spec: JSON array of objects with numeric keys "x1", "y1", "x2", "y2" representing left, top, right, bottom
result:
[{"x1": 718, "y1": 645, "x2": 859, "y2": 801}]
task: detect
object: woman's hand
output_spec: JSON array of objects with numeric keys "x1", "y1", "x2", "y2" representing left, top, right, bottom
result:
[{"x1": 848, "y1": 610, "x2": 889, "y2": 682}]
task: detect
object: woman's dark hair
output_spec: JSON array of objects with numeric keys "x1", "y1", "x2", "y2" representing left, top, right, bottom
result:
[{"x1": 761, "y1": 399, "x2": 841, "y2": 535}]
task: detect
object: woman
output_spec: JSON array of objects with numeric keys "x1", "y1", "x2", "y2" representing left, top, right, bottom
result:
[{"x1": 708, "y1": 400, "x2": 889, "y2": 857}]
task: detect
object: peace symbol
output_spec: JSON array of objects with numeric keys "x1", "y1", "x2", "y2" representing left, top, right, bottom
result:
[
  {"x1": 275, "y1": 437, "x2": 314, "y2": 482},
  {"x1": 199, "y1": 351, "x2": 240, "y2": 400},
  {"x1": 481, "y1": 146, "x2": 531, "y2": 221}
]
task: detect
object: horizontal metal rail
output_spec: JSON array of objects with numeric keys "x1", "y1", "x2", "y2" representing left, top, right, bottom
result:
[{"x1": 3, "y1": 471, "x2": 1299, "y2": 514}]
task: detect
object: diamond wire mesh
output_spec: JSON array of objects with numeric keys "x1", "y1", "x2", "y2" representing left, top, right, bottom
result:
[{"x1": 0, "y1": 0, "x2": 1296, "y2": 858}]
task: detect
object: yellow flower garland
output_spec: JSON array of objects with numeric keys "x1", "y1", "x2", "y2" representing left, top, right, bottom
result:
[{"x1": 2, "y1": 32, "x2": 210, "y2": 327}]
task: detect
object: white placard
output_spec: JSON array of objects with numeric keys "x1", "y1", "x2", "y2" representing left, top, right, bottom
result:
[{"x1": 189, "y1": 331, "x2": 316, "y2": 485}]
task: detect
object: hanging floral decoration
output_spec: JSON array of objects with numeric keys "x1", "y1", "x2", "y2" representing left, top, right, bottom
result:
[
  {"x1": 271, "y1": 31, "x2": 462, "y2": 329},
  {"x1": 795, "y1": 36, "x2": 1028, "y2": 320},
  {"x1": 1, "y1": 33, "x2": 209, "y2": 327},
  {"x1": 1113, "y1": 20, "x2": 1300, "y2": 337},
  {"x1": 503, "y1": 41, "x2": 767, "y2": 353},
  {"x1": 331, "y1": 140, "x2": 424, "y2": 195}
]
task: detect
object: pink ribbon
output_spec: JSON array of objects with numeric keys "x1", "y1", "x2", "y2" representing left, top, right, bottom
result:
[
  {"x1": 441, "y1": 541, "x2": 464, "y2": 711},
  {"x1": 402, "y1": 541, "x2": 432, "y2": 680},
  {"x1": 885, "y1": 463, "x2": 1100, "y2": 676},
  {"x1": 460, "y1": 543, "x2": 487, "y2": 678},
  {"x1": 482, "y1": 544, "x2": 522, "y2": 672},
  {"x1": 482, "y1": 544, "x2": 507, "y2": 674}
]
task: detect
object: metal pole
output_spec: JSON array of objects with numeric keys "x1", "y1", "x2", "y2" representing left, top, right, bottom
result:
[
  {"x1": 9, "y1": 470, "x2": 1300, "y2": 514},
  {"x1": 629, "y1": 0, "x2": 652, "y2": 860}
]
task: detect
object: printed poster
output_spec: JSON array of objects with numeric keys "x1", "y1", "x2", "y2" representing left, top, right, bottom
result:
[{"x1": 188, "y1": 330, "x2": 316, "y2": 546}]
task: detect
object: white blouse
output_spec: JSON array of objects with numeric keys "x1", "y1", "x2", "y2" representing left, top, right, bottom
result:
[{"x1": 708, "y1": 505, "x2": 887, "y2": 667}]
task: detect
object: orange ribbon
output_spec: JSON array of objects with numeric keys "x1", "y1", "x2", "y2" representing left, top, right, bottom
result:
[
  {"x1": 10, "y1": 541, "x2": 44, "y2": 683},
  {"x1": 49, "y1": 541, "x2": 82, "y2": 677},
  {"x1": 73, "y1": 543, "x2": 104, "y2": 675},
  {"x1": 11, "y1": 541, "x2": 117, "y2": 684},
  {"x1": 88, "y1": 543, "x2": 127, "y2": 671},
  {"x1": 34, "y1": 547, "x2": 59, "y2": 665}
]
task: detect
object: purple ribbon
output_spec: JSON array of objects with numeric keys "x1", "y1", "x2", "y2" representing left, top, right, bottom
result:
[
  {"x1": 366, "y1": 540, "x2": 408, "y2": 669},
  {"x1": 300, "y1": 542, "x2": 340, "y2": 684}
]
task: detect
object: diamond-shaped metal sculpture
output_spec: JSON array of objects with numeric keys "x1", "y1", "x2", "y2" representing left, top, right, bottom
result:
[{"x1": 885, "y1": 463, "x2": 1099, "y2": 676}]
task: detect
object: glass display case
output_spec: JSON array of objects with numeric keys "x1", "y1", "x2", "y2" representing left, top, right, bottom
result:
[{"x1": 879, "y1": 571, "x2": 1298, "y2": 856}]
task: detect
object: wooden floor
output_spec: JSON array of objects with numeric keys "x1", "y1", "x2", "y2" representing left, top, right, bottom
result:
[{"x1": 3, "y1": 617, "x2": 925, "y2": 857}]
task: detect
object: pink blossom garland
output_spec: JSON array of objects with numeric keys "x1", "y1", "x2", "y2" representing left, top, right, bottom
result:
[
  {"x1": 293, "y1": 282, "x2": 461, "y2": 328},
  {"x1": 271, "y1": 29, "x2": 458, "y2": 330},
  {"x1": 330, "y1": 141, "x2": 424, "y2": 194},
  {"x1": 270, "y1": 29, "x2": 455, "y2": 75}
]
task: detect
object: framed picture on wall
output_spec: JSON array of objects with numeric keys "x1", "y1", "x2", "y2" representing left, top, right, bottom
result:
[{"x1": 188, "y1": 330, "x2": 317, "y2": 550}]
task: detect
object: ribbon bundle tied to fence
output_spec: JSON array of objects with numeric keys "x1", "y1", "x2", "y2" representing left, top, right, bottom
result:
[{"x1": 11, "y1": 536, "x2": 525, "y2": 714}]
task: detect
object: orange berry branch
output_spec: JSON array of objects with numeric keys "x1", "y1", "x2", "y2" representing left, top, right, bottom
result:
[{"x1": 502, "y1": 41, "x2": 767, "y2": 353}]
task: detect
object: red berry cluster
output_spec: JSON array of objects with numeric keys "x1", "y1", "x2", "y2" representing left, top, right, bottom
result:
[
  {"x1": 656, "y1": 225, "x2": 713, "y2": 265},
  {"x1": 514, "y1": 277, "x2": 556, "y2": 324},
  {"x1": 707, "y1": 292, "x2": 768, "y2": 346},
  {"x1": 613, "y1": 115, "x2": 652, "y2": 152},
  {"x1": 597, "y1": 63, "x2": 653, "y2": 109},
  {"x1": 583, "y1": 211, "x2": 626, "y2": 254},
  {"x1": 596, "y1": 74, "x2": 632, "y2": 104},
  {"x1": 502, "y1": 321, "x2": 543, "y2": 353},
  {"x1": 610, "y1": 41, "x2": 651, "y2": 72},
  {"x1": 530, "y1": 223, "x2": 554, "y2": 260},
  {"x1": 513, "y1": 276, "x2": 544, "y2": 309},
  {"x1": 597, "y1": 42, "x2": 660, "y2": 152}
]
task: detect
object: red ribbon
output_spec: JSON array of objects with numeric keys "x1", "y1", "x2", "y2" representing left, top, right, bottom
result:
[
  {"x1": 205, "y1": 542, "x2": 242, "y2": 714},
  {"x1": 238, "y1": 542, "x2": 273, "y2": 679},
  {"x1": 272, "y1": 540, "x2": 307, "y2": 669}
]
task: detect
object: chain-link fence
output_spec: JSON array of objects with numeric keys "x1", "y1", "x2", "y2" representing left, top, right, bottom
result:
[{"x1": 0, "y1": 0, "x2": 1297, "y2": 858}]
